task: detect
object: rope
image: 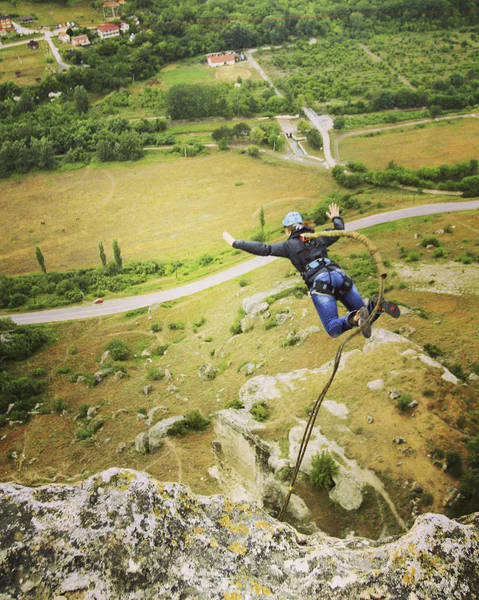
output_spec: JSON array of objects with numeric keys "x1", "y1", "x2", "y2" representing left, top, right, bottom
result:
[{"x1": 278, "y1": 229, "x2": 387, "y2": 521}]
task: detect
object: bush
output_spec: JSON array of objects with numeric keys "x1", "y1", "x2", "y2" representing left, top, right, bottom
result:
[
  {"x1": 446, "y1": 451, "x2": 463, "y2": 478},
  {"x1": 250, "y1": 402, "x2": 270, "y2": 422},
  {"x1": 424, "y1": 343, "x2": 444, "y2": 359},
  {"x1": 168, "y1": 321, "x2": 185, "y2": 330},
  {"x1": 247, "y1": 145, "x2": 259, "y2": 157},
  {"x1": 310, "y1": 451, "x2": 339, "y2": 489},
  {"x1": 105, "y1": 338, "x2": 129, "y2": 361},
  {"x1": 53, "y1": 397, "x2": 68, "y2": 413},
  {"x1": 151, "y1": 344, "x2": 169, "y2": 356},
  {"x1": 406, "y1": 252, "x2": 420, "y2": 262},
  {"x1": 56, "y1": 366, "x2": 71, "y2": 375},
  {"x1": 78, "y1": 403, "x2": 90, "y2": 418},
  {"x1": 230, "y1": 308, "x2": 246, "y2": 335},
  {"x1": 168, "y1": 410, "x2": 210, "y2": 436},
  {"x1": 396, "y1": 393, "x2": 413, "y2": 412},
  {"x1": 434, "y1": 247, "x2": 445, "y2": 258},
  {"x1": 147, "y1": 367, "x2": 165, "y2": 381},
  {"x1": 421, "y1": 237, "x2": 441, "y2": 248},
  {"x1": 225, "y1": 398, "x2": 244, "y2": 410},
  {"x1": 32, "y1": 367, "x2": 46, "y2": 377},
  {"x1": 151, "y1": 323, "x2": 162, "y2": 333}
]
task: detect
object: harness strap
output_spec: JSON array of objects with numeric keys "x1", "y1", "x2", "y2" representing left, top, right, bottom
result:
[{"x1": 311, "y1": 269, "x2": 353, "y2": 300}]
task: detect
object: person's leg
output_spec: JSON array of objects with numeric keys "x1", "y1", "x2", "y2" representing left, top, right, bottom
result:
[{"x1": 311, "y1": 270, "x2": 357, "y2": 338}]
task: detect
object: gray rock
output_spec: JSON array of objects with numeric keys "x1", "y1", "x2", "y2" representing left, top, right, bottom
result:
[
  {"x1": 148, "y1": 416, "x2": 184, "y2": 452},
  {"x1": 135, "y1": 432, "x2": 149, "y2": 454},
  {"x1": 240, "y1": 314, "x2": 256, "y2": 333},
  {"x1": 145, "y1": 405, "x2": 168, "y2": 426},
  {"x1": 1, "y1": 469, "x2": 477, "y2": 600},
  {"x1": 367, "y1": 415, "x2": 374, "y2": 424},
  {"x1": 394, "y1": 437, "x2": 407, "y2": 445},
  {"x1": 198, "y1": 363, "x2": 217, "y2": 381},
  {"x1": 143, "y1": 384, "x2": 153, "y2": 396},
  {"x1": 409, "y1": 400, "x2": 419, "y2": 409},
  {"x1": 141, "y1": 349, "x2": 151, "y2": 357},
  {"x1": 468, "y1": 373, "x2": 479, "y2": 382},
  {"x1": 99, "y1": 350, "x2": 111, "y2": 365},
  {"x1": 86, "y1": 406, "x2": 99, "y2": 419},
  {"x1": 114, "y1": 370, "x2": 125, "y2": 380},
  {"x1": 116, "y1": 442, "x2": 127, "y2": 454},
  {"x1": 389, "y1": 389, "x2": 401, "y2": 400},
  {"x1": 329, "y1": 471, "x2": 363, "y2": 510}
]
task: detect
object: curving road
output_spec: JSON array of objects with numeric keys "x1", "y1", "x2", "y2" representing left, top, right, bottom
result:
[{"x1": 9, "y1": 201, "x2": 479, "y2": 325}]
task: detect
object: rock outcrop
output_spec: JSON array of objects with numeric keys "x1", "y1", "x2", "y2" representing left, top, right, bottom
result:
[{"x1": 0, "y1": 468, "x2": 478, "y2": 600}]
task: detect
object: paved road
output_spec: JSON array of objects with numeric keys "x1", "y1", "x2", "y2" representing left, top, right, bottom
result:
[
  {"x1": 303, "y1": 107, "x2": 336, "y2": 168},
  {"x1": 9, "y1": 201, "x2": 479, "y2": 325}
]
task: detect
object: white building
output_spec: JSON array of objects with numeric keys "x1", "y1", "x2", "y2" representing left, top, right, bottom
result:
[{"x1": 97, "y1": 23, "x2": 120, "y2": 40}]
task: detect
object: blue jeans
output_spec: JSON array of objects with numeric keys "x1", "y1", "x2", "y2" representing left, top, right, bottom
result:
[{"x1": 310, "y1": 269, "x2": 370, "y2": 338}]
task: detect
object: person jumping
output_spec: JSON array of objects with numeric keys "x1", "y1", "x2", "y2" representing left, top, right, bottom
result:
[{"x1": 222, "y1": 203, "x2": 399, "y2": 338}]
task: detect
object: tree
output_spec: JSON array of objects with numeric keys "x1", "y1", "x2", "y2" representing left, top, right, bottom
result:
[
  {"x1": 307, "y1": 128, "x2": 323, "y2": 149},
  {"x1": 99, "y1": 241, "x2": 107, "y2": 267},
  {"x1": 112, "y1": 239, "x2": 122, "y2": 271},
  {"x1": 35, "y1": 247, "x2": 46, "y2": 274},
  {"x1": 333, "y1": 116, "x2": 346, "y2": 130},
  {"x1": 73, "y1": 85, "x2": 89, "y2": 115},
  {"x1": 310, "y1": 451, "x2": 339, "y2": 489},
  {"x1": 259, "y1": 206, "x2": 265, "y2": 242},
  {"x1": 247, "y1": 145, "x2": 259, "y2": 157}
]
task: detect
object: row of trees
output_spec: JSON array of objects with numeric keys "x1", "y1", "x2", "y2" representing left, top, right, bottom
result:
[{"x1": 332, "y1": 158, "x2": 479, "y2": 195}]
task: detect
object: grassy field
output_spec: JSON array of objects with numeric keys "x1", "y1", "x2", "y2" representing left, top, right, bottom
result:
[
  {"x1": 0, "y1": 40, "x2": 49, "y2": 85},
  {"x1": 0, "y1": 210, "x2": 477, "y2": 537},
  {"x1": 337, "y1": 116, "x2": 479, "y2": 169},
  {"x1": 0, "y1": 0, "x2": 100, "y2": 27},
  {"x1": 0, "y1": 151, "x2": 342, "y2": 276},
  {"x1": 159, "y1": 61, "x2": 263, "y2": 87}
]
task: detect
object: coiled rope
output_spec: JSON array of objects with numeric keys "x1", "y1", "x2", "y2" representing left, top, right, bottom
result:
[{"x1": 278, "y1": 229, "x2": 387, "y2": 522}]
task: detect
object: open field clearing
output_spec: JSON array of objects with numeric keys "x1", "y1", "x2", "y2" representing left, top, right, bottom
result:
[
  {"x1": 337, "y1": 117, "x2": 479, "y2": 169},
  {"x1": 0, "y1": 1, "x2": 100, "y2": 27},
  {"x1": 0, "y1": 40, "x2": 49, "y2": 85},
  {"x1": 159, "y1": 61, "x2": 263, "y2": 87},
  {"x1": 0, "y1": 211, "x2": 477, "y2": 537},
  {"x1": 0, "y1": 152, "x2": 340, "y2": 276}
]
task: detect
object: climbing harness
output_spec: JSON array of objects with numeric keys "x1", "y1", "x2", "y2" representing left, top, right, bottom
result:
[{"x1": 278, "y1": 229, "x2": 387, "y2": 522}]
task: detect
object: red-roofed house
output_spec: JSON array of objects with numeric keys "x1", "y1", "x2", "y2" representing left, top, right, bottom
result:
[
  {"x1": 97, "y1": 23, "x2": 120, "y2": 40},
  {"x1": 72, "y1": 34, "x2": 90, "y2": 47},
  {"x1": 0, "y1": 15, "x2": 14, "y2": 35},
  {"x1": 206, "y1": 52, "x2": 236, "y2": 67}
]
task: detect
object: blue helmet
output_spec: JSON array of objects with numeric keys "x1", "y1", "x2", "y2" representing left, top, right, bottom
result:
[{"x1": 282, "y1": 211, "x2": 303, "y2": 227}]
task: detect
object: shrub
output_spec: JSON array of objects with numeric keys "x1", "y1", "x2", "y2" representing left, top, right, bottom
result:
[
  {"x1": 147, "y1": 367, "x2": 165, "y2": 381},
  {"x1": 434, "y1": 247, "x2": 445, "y2": 258},
  {"x1": 151, "y1": 344, "x2": 169, "y2": 356},
  {"x1": 247, "y1": 145, "x2": 260, "y2": 157},
  {"x1": 238, "y1": 278, "x2": 249, "y2": 287},
  {"x1": 32, "y1": 367, "x2": 46, "y2": 377},
  {"x1": 230, "y1": 308, "x2": 246, "y2": 335},
  {"x1": 56, "y1": 366, "x2": 71, "y2": 375},
  {"x1": 446, "y1": 451, "x2": 463, "y2": 478},
  {"x1": 76, "y1": 428, "x2": 93, "y2": 440},
  {"x1": 424, "y1": 343, "x2": 444, "y2": 358},
  {"x1": 53, "y1": 397, "x2": 68, "y2": 413},
  {"x1": 137, "y1": 407, "x2": 147, "y2": 415},
  {"x1": 421, "y1": 491, "x2": 434, "y2": 506},
  {"x1": 225, "y1": 399, "x2": 244, "y2": 410},
  {"x1": 458, "y1": 255, "x2": 473, "y2": 265},
  {"x1": 310, "y1": 451, "x2": 339, "y2": 489},
  {"x1": 406, "y1": 252, "x2": 420, "y2": 262},
  {"x1": 251, "y1": 402, "x2": 270, "y2": 422},
  {"x1": 396, "y1": 393, "x2": 413, "y2": 412},
  {"x1": 105, "y1": 338, "x2": 129, "y2": 361},
  {"x1": 168, "y1": 410, "x2": 210, "y2": 436},
  {"x1": 151, "y1": 323, "x2": 162, "y2": 333},
  {"x1": 421, "y1": 237, "x2": 441, "y2": 248},
  {"x1": 282, "y1": 331, "x2": 300, "y2": 347},
  {"x1": 447, "y1": 363, "x2": 466, "y2": 380},
  {"x1": 78, "y1": 404, "x2": 90, "y2": 418},
  {"x1": 168, "y1": 321, "x2": 185, "y2": 330}
]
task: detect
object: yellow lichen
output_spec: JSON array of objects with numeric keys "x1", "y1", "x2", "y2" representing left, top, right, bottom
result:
[
  {"x1": 219, "y1": 514, "x2": 231, "y2": 528},
  {"x1": 228, "y1": 542, "x2": 247, "y2": 556},
  {"x1": 403, "y1": 565, "x2": 417, "y2": 584},
  {"x1": 250, "y1": 581, "x2": 272, "y2": 596},
  {"x1": 223, "y1": 593, "x2": 242, "y2": 600},
  {"x1": 253, "y1": 521, "x2": 271, "y2": 530},
  {"x1": 209, "y1": 538, "x2": 219, "y2": 548},
  {"x1": 193, "y1": 527, "x2": 205, "y2": 535},
  {"x1": 229, "y1": 523, "x2": 249, "y2": 535}
]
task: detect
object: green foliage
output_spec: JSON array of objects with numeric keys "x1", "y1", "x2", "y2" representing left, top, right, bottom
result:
[
  {"x1": 32, "y1": 367, "x2": 46, "y2": 377},
  {"x1": 424, "y1": 343, "x2": 444, "y2": 359},
  {"x1": 434, "y1": 247, "x2": 445, "y2": 258},
  {"x1": 396, "y1": 393, "x2": 413, "y2": 412},
  {"x1": 137, "y1": 407, "x2": 147, "y2": 415},
  {"x1": 124, "y1": 307, "x2": 149, "y2": 319},
  {"x1": 168, "y1": 410, "x2": 210, "y2": 436},
  {"x1": 104, "y1": 339, "x2": 129, "y2": 361},
  {"x1": 168, "y1": 321, "x2": 185, "y2": 330},
  {"x1": 56, "y1": 366, "x2": 71, "y2": 375},
  {"x1": 35, "y1": 247, "x2": 46, "y2": 274},
  {"x1": 99, "y1": 241, "x2": 107, "y2": 267},
  {"x1": 310, "y1": 451, "x2": 339, "y2": 490},
  {"x1": 250, "y1": 402, "x2": 270, "y2": 422},
  {"x1": 446, "y1": 451, "x2": 463, "y2": 478},
  {"x1": 282, "y1": 331, "x2": 300, "y2": 347},
  {"x1": 446, "y1": 363, "x2": 466, "y2": 381},
  {"x1": 147, "y1": 367, "x2": 165, "y2": 381},
  {"x1": 406, "y1": 252, "x2": 420, "y2": 262},
  {"x1": 247, "y1": 145, "x2": 260, "y2": 157},
  {"x1": 0, "y1": 321, "x2": 51, "y2": 364},
  {"x1": 112, "y1": 239, "x2": 123, "y2": 272},
  {"x1": 265, "y1": 285, "x2": 306, "y2": 305},
  {"x1": 230, "y1": 308, "x2": 246, "y2": 335},
  {"x1": 78, "y1": 404, "x2": 90, "y2": 418},
  {"x1": 151, "y1": 344, "x2": 169, "y2": 357},
  {"x1": 0, "y1": 371, "x2": 47, "y2": 426},
  {"x1": 75, "y1": 419, "x2": 104, "y2": 440},
  {"x1": 225, "y1": 398, "x2": 244, "y2": 410},
  {"x1": 421, "y1": 237, "x2": 441, "y2": 248},
  {"x1": 151, "y1": 323, "x2": 162, "y2": 333},
  {"x1": 53, "y1": 397, "x2": 68, "y2": 413}
]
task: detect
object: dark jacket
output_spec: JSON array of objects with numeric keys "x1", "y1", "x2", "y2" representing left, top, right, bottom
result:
[{"x1": 233, "y1": 216, "x2": 345, "y2": 286}]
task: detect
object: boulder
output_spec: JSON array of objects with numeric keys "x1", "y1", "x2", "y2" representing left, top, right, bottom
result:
[
  {"x1": 148, "y1": 416, "x2": 184, "y2": 452},
  {"x1": 135, "y1": 432, "x2": 149, "y2": 454},
  {"x1": 0, "y1": 469, "x2": 477, "y2": 600},
  {"x1": 198, "y1": 363, "x2": 217, "y2": 381}
]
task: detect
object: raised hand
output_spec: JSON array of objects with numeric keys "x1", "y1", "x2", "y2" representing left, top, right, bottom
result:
[
  {"x1": 222, "y1": 231, "x2": 235, "y2": 246},
  {"x1": 326, "y1": 203, "x2": 340, "y2": 219}
]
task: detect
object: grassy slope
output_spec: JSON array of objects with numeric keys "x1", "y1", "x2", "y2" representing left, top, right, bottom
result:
[
  {"x1": 337, "y1": 117, "x2": 479, "y2": 169},
  {"x1": 0, "y1": 211, "x2": 477, "y2": 539}
]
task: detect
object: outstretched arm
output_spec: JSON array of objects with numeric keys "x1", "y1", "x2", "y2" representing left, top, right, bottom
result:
[
  {"x1": 301, "y1": 203, "x2": 344, "y2": 241},
  {"x1": 222, "y1": 231, "x2": 235, "y2": 246},
  {"x1": 222, "y1": 231, "x2": 290, "y2": 258}
]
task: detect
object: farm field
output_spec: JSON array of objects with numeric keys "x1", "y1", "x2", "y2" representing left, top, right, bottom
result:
[
  {"x1": 0, "y1": 1, "x2": 100, "y2": 27},
  {"x1": 0, "y1": 40, "x2": 49, "y2": 85},
  {"x1": 337, "y1": 116, "x2": 479, "y2": 169},
  {"x1": 0, "y1": 151, "x2": 340, "y2": 276}
]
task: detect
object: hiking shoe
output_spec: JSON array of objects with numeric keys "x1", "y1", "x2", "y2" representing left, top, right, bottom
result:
[
  {"x1": 371, "y1": 294, "x2": 400, "y2": 319},
  {"x1": 355, "y1": 307, "x2": 372, "y2": 339}
]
